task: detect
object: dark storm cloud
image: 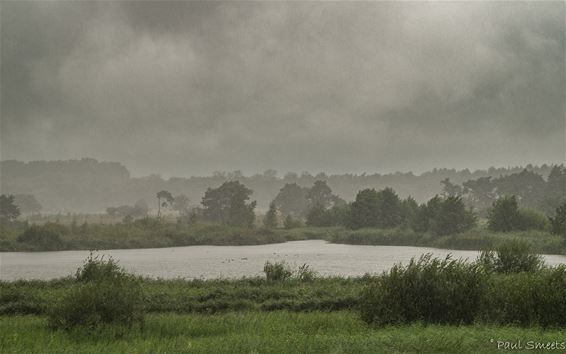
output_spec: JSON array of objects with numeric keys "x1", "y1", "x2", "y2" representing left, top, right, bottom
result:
[{"x1": 1, "y1": 1, "x2": 564, "y2": 177}]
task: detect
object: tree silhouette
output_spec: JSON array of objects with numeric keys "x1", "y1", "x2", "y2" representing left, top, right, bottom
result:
[
  {"x1": 0, "y1": 194, "x2": 20, "y2": 221},
  {"x1": 156, "y1": 190, "x2": 174, "y2": 218}
]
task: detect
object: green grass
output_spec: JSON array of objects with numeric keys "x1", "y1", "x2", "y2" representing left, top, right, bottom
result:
[
  {"x1": 0, "y1": 221, "x2": 304, "y2": 251},
  {"x1": 1, "y1": 277, "x2": 363, "y2": 316},
  {"x1": 1, "y1": 312, "x2": 565, "y2": 354},
  {"x1": 327, "y1": 227, "x2": 566, "y2": 255}
]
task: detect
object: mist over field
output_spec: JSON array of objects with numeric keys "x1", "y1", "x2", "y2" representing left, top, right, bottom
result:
[{"x1": 1, "y1": 1, "x2": 564, "y2": 178}]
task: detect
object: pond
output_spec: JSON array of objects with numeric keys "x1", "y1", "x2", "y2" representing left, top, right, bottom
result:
[{"x1": 2, "y1": 240, "x2": 566, "y2": 281}]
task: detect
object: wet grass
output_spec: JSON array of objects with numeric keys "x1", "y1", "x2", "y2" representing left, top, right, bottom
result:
[
  {"x1": 2, "y1": 312, "x2": 565, "y2": 354},
  {"x1": 0, "y1": 277, "x2": 363, "y2": 316}
]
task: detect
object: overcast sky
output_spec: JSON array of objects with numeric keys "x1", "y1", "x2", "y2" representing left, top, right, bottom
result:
[{"x1": 1, "y1": 1, "x2": 564, "y2": 177}]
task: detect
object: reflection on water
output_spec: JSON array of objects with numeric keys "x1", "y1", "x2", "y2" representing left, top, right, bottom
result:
[{"x1": 2, "y1": 240, "x2": 566, "y2": 281}]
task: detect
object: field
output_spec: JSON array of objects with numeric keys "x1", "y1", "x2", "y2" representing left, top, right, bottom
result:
[{"x1": 2, "y1": 312, "x2": 566, "y2": 354}]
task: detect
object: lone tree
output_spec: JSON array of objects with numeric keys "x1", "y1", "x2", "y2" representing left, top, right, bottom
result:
[
  {"x1": 0, "y1": 194, "x2": 20, "y2": 222},
  {"x1": 156, "y1": 190, "x2": 174, "y2": 218},
  {"x1": 202, "y1": 181, "x2": 257, "y2": 227}
]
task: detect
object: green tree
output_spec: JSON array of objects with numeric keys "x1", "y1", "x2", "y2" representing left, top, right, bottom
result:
[
  {"x1": 201, "y1": 181, "x2": 256, "y2": 227},
  {"x1": 400, "y1": 196, "x2": 419, "y2": 228},
  {"x1": 156, "y1": 190, "x2": 174, "y2": 218},
  {"x1": 549, "y1": 202, "x2": 566, "y2": 236},
  {"x1": 492, "y1": 170, "x2": 546, "y2": 210},
  {"x1": 540, "y1": 166, "x2": 566, "y2": 215},
  {"x1": 487, "y1": 196, "x2": 521, "y2": 232},
  {"x1": 462, "y1": 176, "x2": 495, "y2": 215},
  {"x1": 440, "y1": 178, "x2": 463, "y2": 197},
  {"x1": 306, "y1": 180, "x2": 334, "y2": 209},
  {"x1": 272, "y1": 183, "x2": 309, "y2": 217},
  {"x1": 411, "y1": 204, "x2": 431, "y2": 233},
  {"x1": 349, "y1": 189, "x2": 380, "y2": 229},
  {"x1": 415, "y1": 195, "x2": 474, "y2": 235},
  {"x1": 374, "y1": 188, "x2": 403, "y2": 229},
  {"x1": 263, "y1": 202, "x2": 278, "y2": 228},
  {"x1": 0, "y1": 194, "x2": 20, "y2": 221},
  {"x1": 327, "y1": 204, "x2": 351, "y2": 227},
  {"x1": 349, "y1": 188, "x2": 404, "y2": 229},
  {"x1": 306, "y1": 203, "x2": 330, "y2": 227},
  {"x1": 430, "y1": 196, "x2": 476, "y2": 236}
]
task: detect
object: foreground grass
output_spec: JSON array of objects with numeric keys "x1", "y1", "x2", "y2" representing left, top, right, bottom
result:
[{"x1": 1, "y1": 312, "x2": 565, "y2": 354}]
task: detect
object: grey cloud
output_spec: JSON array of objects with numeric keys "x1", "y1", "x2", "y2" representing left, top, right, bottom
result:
[{"x1": 1, "y1": 1, "x2": 564, "y2": 177}]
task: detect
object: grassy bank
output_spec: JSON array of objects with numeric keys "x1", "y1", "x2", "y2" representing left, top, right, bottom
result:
[
  {"x1": 1, "y1": 219, "x2": 565, "y2": 254},
  {"x1": 2, "y1": 312, "x2": 565, "y2": 354},
  {"x1": 3, "y1": 266, "x2": 566, "y2": 327},
  {"x1": 328, "y1": 227, "x2": 566, "y2": 255},
  {"x1": 1, "y1": 277, "x2": 363, "y2": 316},
  {"x1": 0, "y1": 221, "x2": 313, "y2": 251}
]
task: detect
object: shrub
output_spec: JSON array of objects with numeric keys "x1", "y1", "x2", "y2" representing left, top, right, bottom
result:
[
  {"x1": 17, "y1": 223, "x2": 66, "y2": 250},
  {"x1": 263, "y1": 261, "x2": 293, "y2": 281},
  {"x1": 516, "y1": 209, "x2": 550, "y2": 231},
  {"x1": 283, "y1": 215, "x2": 303, "y2": 229},
  {"x1": 48, "y1": 254, "x2": 144, "y2": 330},
  {"x1": 360, "y1": 254, "x2": 486, "y2": 326},
  {"x1": 296, "y1": 263, "x2": 317, "y2": 282},
  {"x1": 306, "y1": 204, "x2": 331, "y2": 227},
  {"x1": 488, "y1": 197, "x2": 549, "y2": 232},
  {"x1": 75, "y1": 252, "x2": 126, "y2": 282},
  {"x1": 478, "y1": 239, "x2": 544, "y2": 274},
  {"x1": 480, "y1": 266, "x2": 566, "y2": 327}
]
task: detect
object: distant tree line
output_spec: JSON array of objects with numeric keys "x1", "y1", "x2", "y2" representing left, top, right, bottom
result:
[
  {"x1": 272, "y1": 183, "x2": 477, "y2": 236},
  {"x1": 1, "y1": 158, "x2": 561, "y2": 214},
  {"x1": 265, "y1": 180, "x2": 566, "y2": 237},
  {"x1": 441, "y1": 165, "x2": 566, "y2": 216}
]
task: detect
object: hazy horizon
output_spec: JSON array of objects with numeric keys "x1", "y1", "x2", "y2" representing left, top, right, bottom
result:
[
  {"x1": 2, "y1": 1, "x2": 565, "y2": 177},
  {"x1": 2, "y1": 156, "x2": 564, "y2": 180}
]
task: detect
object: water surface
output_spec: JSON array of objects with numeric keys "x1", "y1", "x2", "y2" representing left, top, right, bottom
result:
[{"x1": 2, "y1": 240, "x2": 566, "y2": 281}]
